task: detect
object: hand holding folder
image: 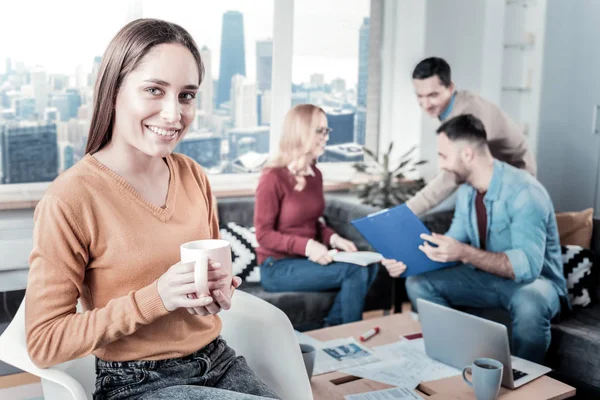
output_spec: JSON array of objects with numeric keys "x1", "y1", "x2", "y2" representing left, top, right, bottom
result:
[{"x1": 351, "y1": 204, "x2": 456, "y2": 277}]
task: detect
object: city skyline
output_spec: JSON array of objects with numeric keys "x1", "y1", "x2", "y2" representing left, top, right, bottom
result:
[
  {"x1": 0, "y1": 0, "x2": 370, "y2": 88},
  {"x1": 0, "y1": 2, "x2": 370, "y2": 183}
]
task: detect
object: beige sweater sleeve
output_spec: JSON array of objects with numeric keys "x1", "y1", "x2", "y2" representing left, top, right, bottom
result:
[
  {"x1": 25, "y1": 195, "x2": 170, "y2": 368},
  {"x1": 405, "y1": 170, "x2": 459, "y2": 216}
]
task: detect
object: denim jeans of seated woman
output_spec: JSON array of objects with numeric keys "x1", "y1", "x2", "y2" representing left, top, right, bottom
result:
[
  {"x1": 93, "y1": 337, "x2": 279, "y2": 400},
  {"x1": 260, "y1": 257, "x2": 379, "y2": 326}
]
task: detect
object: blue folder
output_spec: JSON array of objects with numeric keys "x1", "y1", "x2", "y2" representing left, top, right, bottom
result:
[{"x1": 351, "y1": 204, "x2": 455, "y2": 277}]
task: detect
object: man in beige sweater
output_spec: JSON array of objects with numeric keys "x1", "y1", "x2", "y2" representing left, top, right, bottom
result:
[{"x1": 405, "y1": 57, "x2": 536, "y2": 216}]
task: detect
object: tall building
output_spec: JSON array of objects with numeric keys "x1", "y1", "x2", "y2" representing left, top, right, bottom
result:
[
  {"x1": 1, "y1": 122, "x2": 59, "y2": 184},
  {"x1": 231, "y1": 75, "x2": 257, "y2": 129},
  {"x1": 228, "y1": 126, "x2": 269, "y2": 159},
  {"x1": 31, "y1": 67, "x2": 48, "y2": 119},
  {"x1": 355, "y1": 17, "x2": 370, "y2": 145},
  {"x1": 58, "y1": 141, "x2": 75, "y2": 172},
  {"x1": 44, "y1": 107, "x2": 60, "y2": 123},
  {"x1": 15, "y1": 98, "x2": 36, "y2": 120},
  {"x1": 177, "y1": 132, "x2": 221, "y2": 168},
  {"x1": 331, "y1": 78, "x2": 347, "y2": 93},
  {"x1": 50, "y1": 95, "x2": 69, "y2": 121},
  {"x1": 199, "y1": 47, "x2": 213, "y2": 117},
  {"x1": 310, "y1": 73, "x2": 325, "y2": 87},
  {"x1": 324, "y1": 108, "x2": 355, "y2": 145},
  {"x1": 217, "y1": 11, "x2": 246, "y2": 107},
  {"x1": 256, "y1": 39, "x2": 273, "y2": 92},
  {"x1": 260, "y1": 90, "x2": 271, "y2": 125},
  {"x1": 50, "y1": 74, "x2": 69, "y2": 91},
  {"x1": 5, "y1": 58, "x2": 12, "y2": 75}
]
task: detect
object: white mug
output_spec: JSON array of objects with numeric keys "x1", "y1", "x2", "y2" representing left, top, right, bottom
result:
[{"x1": 180, "y1": 239, "x2": 232, "y2": 297}]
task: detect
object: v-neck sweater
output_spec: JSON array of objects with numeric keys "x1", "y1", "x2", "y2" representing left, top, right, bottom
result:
[{"x1": 25, "y1": 153, "x2": 221, "y2": 368}]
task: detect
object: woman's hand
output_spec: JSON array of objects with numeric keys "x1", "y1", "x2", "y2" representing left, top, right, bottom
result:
[
  {"x1": 187, "y1": 261, "x2": 243, "y2": 316},
  {"x1": 157, "y1": 261, "x2": 215, "y2": 313},
  {"x1": 330, "y1": 234, "x2": 358, "y2": 252},
  {"x1": 306, "y1": 239, "x2": 333, "y2": 265},
  {"x1": 381, "y1": 258, "x2": 407, "y2": 278}
]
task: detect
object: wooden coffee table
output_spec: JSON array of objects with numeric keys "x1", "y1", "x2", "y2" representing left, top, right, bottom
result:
[{"x1": 306, "y1": 314, "x2": 576, "y2": 400}]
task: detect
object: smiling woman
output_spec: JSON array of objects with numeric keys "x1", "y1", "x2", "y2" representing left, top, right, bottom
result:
[{"x1": 23, "y1": 18, "x2": 279, "y2": 400}]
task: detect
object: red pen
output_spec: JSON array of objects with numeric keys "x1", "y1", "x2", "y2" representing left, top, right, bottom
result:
[{"x1": 359, "y1": 326, "x2": 380, "y2": 342}]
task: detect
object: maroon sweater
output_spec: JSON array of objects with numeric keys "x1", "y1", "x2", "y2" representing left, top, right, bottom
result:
[{"x1": 254, "y1": 166, "x2": 337, "y2": 264}]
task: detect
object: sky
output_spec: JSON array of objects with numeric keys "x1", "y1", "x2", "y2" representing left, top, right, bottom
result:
[{"x1": 0, "y1": 0, "x2": 370, "y2": 88}]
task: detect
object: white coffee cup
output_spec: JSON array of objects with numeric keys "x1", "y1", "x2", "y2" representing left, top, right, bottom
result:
[{"x1": 180, "y1": 239, "x2": 232, "y2": 297}]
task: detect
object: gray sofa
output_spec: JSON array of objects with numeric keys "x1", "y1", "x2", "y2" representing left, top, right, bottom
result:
[
  {"x1": 217, "y1": 195, "x2": 392, "y2": 331},
  {"x1": 423, "y1": 211, "x2": 600, "y2": 397}
]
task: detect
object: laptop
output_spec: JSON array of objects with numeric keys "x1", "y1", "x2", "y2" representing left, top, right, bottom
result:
[{"x1": 417, "y1": 298, "x2": 551, "y2": 389}]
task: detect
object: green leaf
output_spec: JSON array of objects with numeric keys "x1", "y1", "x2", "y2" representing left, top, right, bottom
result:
[
  {"x1": 399, "y1": 145, "x2": 417, "y2": 160},
  {"x1": 362, "y1": 146, "x2": 377, "y2": 160}
]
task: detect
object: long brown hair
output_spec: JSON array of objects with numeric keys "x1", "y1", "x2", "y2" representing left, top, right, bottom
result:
[
  {"x1": 85, "y1": 18, "x2": 204, "y2": 154},
  {"x1": 265, "y1": 104, "x2": 326, "y2": 190}
]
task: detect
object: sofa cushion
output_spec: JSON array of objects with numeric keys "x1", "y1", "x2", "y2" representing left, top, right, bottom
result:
[
  {"x1": 562, "y1": 245, "x2": 597, "y2": 307},
  {"x1": 239, "y1": 282, "x2": 337, "y2": 331},
  {"x1": 220, "y1": 222, "x2": 260, "y2": 282},
  {"x1": 556, "y1": 208, "x2": 594, "y2": 249}
]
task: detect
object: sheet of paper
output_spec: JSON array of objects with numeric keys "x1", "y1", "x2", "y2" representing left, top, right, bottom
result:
[
  {"x1": 295, "y1": 336, "x2": 381, "y2": 376},
  {"x1": 373, "y1": 340, "x2": 461, "y2": 382},
  {"x1": 329, "y1": 250, "x2": 383, "y2": 266},
  {"x1": 340, "y1": 359, "x2": 427, "y2": 388},
  {"x1": 344, "y1": 387, "x2": 424, "y2": 400}
]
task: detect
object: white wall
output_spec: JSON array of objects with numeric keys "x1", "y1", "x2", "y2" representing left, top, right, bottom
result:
[
  {"x1": 421, "y1": 0, "x2": 489, "y2": 180},
  {"x1": 378, "y1": 0, "x2": 427, "y2": 172},
  {"x1": 536, "y1": 0, "x2": 600, "y2": 213}
]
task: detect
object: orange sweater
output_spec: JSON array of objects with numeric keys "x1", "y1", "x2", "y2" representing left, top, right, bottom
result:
[{"x1": 25, "y1": 153, "x2": 221, "y2": 368}]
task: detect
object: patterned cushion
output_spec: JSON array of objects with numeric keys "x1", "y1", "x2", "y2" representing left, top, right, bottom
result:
[
  {"x1": 562, "y1": 245, "x2": 597, "y2": 307},
  {"x1": 220, "y1": 222, "x2": 260, "y2": 282}
]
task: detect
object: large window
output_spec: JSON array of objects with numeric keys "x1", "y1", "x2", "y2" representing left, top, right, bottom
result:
[
  {"x1": 292, "y1": 0, "x2": 371, "y2": 164},
  {"x1": 0, "y1": 0, "x2": 380, "y2": 198}
]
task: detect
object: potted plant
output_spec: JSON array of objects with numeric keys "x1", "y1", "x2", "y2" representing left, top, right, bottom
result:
[{"x1": 352, "y1": 143, "x2": 427, "y2": 208}]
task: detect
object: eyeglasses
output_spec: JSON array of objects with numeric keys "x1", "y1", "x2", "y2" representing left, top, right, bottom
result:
[{"x1": 316, "y1": 127, "x2": 333, "y2": 136}]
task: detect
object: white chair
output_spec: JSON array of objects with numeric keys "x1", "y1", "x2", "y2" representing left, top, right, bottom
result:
[{"x1": 0, "y1": 290, "x2": 313, "y2": 400}]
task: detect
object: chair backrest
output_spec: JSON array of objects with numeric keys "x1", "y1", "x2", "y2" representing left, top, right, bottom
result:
[{"x1": 0, "y1": 300, "x2": 95, "y2": 399}]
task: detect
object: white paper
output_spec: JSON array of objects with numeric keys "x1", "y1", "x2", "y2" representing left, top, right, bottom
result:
[
  {"x1": 374, "y1": 340, "x2": 461, "y2": 382},
  {"x1": 340, "y1": 359, "x2": 427, "y2": 388},
  {"x1": 344, "y1": 387, "x2": 424, "y2": 400},
  {"x1": 329, "y1": 250, "x2": 383, "y2": 266},
  {"x1": 297, "y1": 336, "x2": 381, "y2": 376},
  {"x1": 340, "y1": 340, "x2": 460, "y2": 388}
]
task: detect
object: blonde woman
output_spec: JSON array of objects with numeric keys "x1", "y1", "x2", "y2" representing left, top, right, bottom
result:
[{"x1": 254, "y1": 104, "x2": 378, "y2": 326}]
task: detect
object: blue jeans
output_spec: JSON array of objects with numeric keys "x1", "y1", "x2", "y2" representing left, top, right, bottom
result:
[
  {"x1": 260, "y1": 257, "x2": 379, "y2": 325},
  {"x1": 93, "y1": 337, "x2": 279, "y2": 400},
  {"x1": 406, "y1": 265, "x2": 561, "y2": 364}
]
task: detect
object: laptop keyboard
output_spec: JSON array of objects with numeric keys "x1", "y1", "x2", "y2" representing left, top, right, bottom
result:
[{"x1": 513, "y1": 368, "x2": 528, "y2": 381}]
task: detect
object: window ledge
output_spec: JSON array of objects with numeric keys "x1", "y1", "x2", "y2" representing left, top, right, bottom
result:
[{"x1": 0, "y1": 163, "x2": 360, "y2": 210}]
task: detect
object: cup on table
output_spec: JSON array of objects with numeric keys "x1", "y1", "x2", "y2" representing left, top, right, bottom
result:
[
  {"x1": 300, "y1": 344, "x2": 316, "y2": 379},
  {"x1": 462, "y1": 357, "x2": 503, "y2": 400},
  {"x1": 180, "y1": 239, "x2": 232, "y2": 298}
]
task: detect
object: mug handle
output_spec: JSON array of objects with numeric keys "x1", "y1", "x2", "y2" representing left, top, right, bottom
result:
[
  {"x1": 194, "y1": 255, "x2": 210, "y2": 295},
  {"x1": 462, "y1": 366, "x2": 473, "y2": 387}
]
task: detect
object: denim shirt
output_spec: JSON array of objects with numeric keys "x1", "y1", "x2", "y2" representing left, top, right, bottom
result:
[{"x1": 446, "y1": 160, "x2": 568, "y2": 302}]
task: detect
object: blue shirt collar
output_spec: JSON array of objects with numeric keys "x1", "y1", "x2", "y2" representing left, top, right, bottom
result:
[
  {"x1": 484, "y1": 160, "x2": 504, "y2": 201},
  {"x1": 439, "y1": 91, "x2": 457, "y2": 121}
]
